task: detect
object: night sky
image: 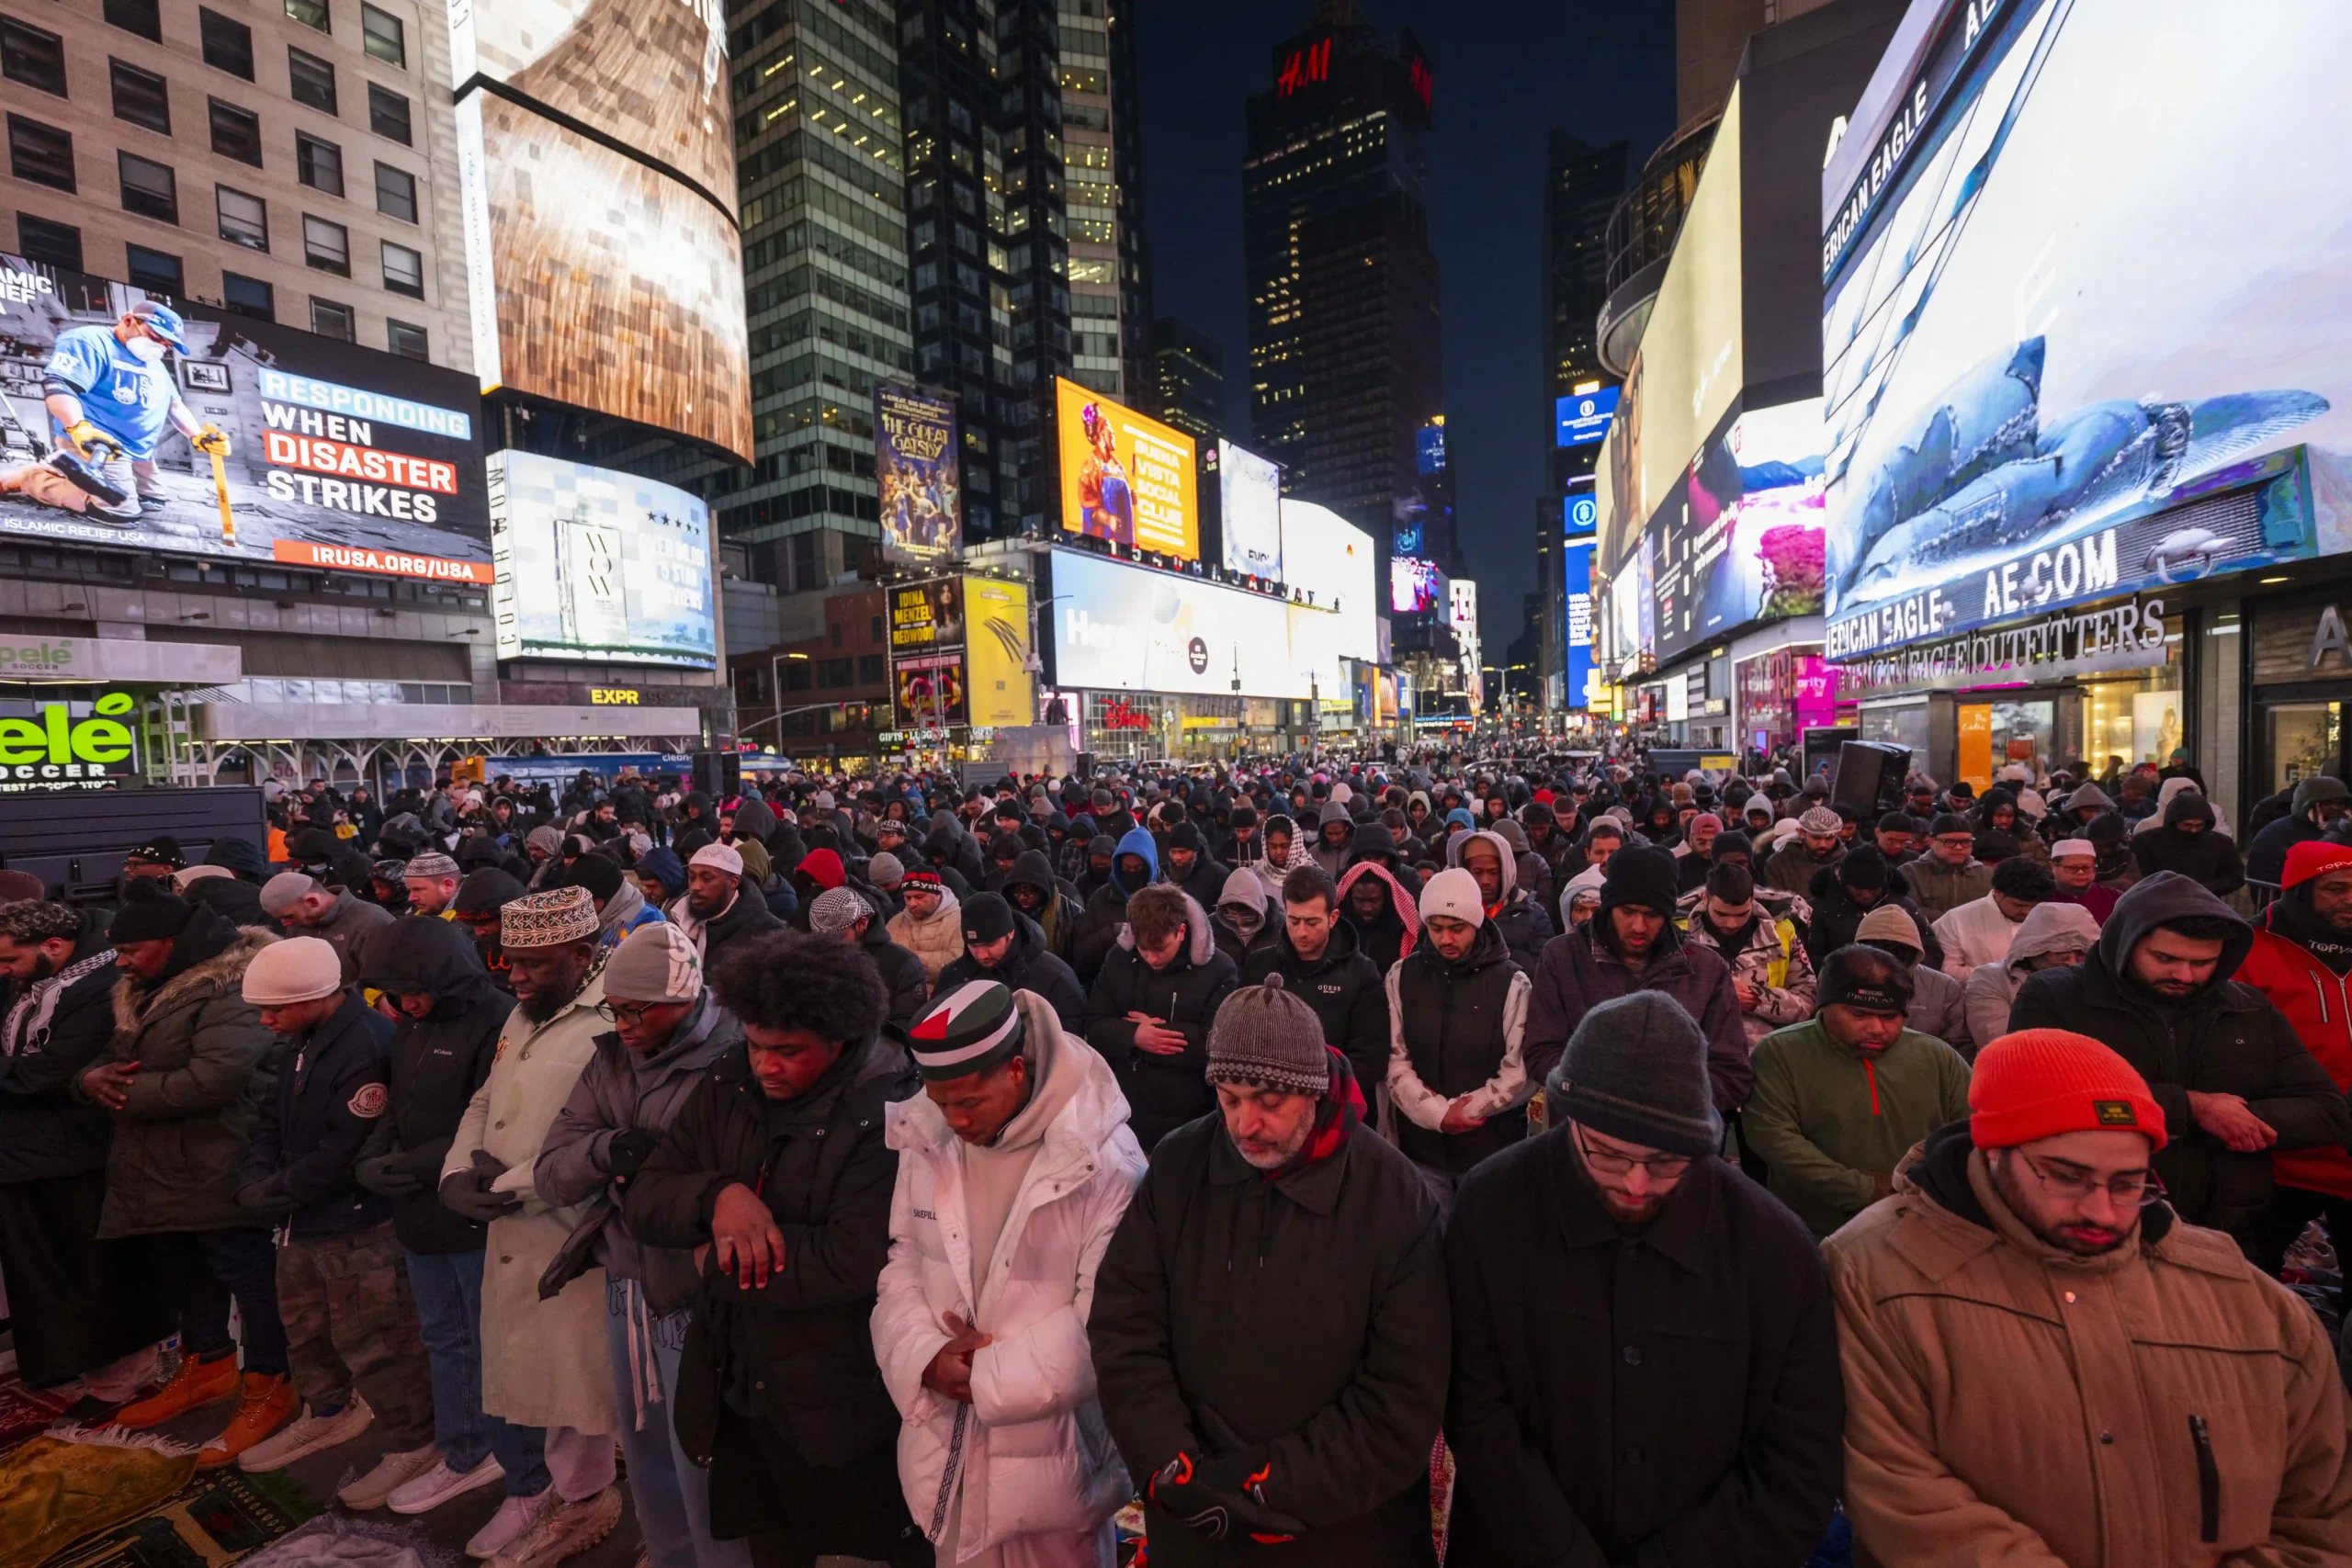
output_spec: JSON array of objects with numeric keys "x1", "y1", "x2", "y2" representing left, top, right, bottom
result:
[{"x1": 1136, "y1": 0, "x2": 1676, "y2": 661}]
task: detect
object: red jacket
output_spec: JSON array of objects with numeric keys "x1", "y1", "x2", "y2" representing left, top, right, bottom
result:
[{"x1": 2240, "y1": 918, "x2": 2352, "y2": 1199}]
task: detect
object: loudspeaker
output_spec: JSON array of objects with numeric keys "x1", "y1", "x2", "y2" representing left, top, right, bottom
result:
[
  {"x1": 1834, "y1": 740, "x2": 1909, "y2": 816},
  {"x1": 692, "y1": 750, "x2": 741, "y2": 800}
]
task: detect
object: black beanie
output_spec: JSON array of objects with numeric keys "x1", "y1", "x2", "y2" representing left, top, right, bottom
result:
[
  {"x1": 563, "y1": 852, "x2": 624, "y2": 903},
  {"x1": 1876, "y1": 810, "x2": 1916, "y2": 834},
  {"x1": 1929, "y1": 813, "x2": 1973, "y2": 838},
  {"x1": 1711, "y1": 829, "x2": 1754, "y2": 864},
  {"x1": 1599, "y1": 845, "x2": 1679, "y2": 919},
  {"x1": 1817, "y1": 945, "x2": 1916, "y2": 1015},
  {"x1": 454, "y1": 867, "x2": 527, "y2": 916},
  {"x1": 1838, "y1": 845, "x2": 1889, "y2": 893},
  {"x1": 109, "y1": 879, "x2": 196, "y2": 943},
  {"x1": 961, "y1": 892, "x2": 1015, "y2": 944}
]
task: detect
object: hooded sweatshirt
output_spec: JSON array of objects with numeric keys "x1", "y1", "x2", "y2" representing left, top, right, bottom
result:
[
  {"x1": 961, "y1": 999, "x2": 1095, "y2": 1283},
  {"x1": 1309, "y1": 798, "x2": 1357, "y2": 879},
  {"x1": 1959, "y1": 901, "x2": 2102, "y2": 1053}
]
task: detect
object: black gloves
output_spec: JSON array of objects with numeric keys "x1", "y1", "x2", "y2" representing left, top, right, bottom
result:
[
  {"x1": 234, "y1": 1179, "x2": 296, "y2": 1217},
  {"x1": 439, "y1": 1149, "x2": 523, "y2": 1223},
  {"x1": 604, "y1": 1127, "x2": 661, "y2": 1179},
  {"x1": 355, "y1": 1152, "x2": 425, "y2": 1195},
  {"x1": 1148, "y1": 1446, "x2": 1304, "y2": 1543}
]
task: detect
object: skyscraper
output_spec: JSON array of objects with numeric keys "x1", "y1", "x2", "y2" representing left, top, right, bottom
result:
[
  {"x1": 1542, "y1": 134, "x2": 1628, "y2": 455},
  {"x1": 1242, "y1": 1, "x2": 1440, "y2": 538},
  {"x1": 1148, "y1": 316, "x2": 1224, "y2": 446}
]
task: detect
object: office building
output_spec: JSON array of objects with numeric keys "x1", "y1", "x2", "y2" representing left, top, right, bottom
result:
[
  {"x1": 1543, "y1": 133, "x2": 1626, "y2": 489},
  {"x1": 1148, "y1": 315, "x2": 1223, "y2": 446},
  {"x1": 1242, "y1": 0, "x2": 1440, "y2": 537}
]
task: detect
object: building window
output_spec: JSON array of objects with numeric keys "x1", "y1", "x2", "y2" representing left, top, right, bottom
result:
[
  {"x1": 856, "y1": 653, "x2": 885, "y2": 683},
  {"x1": 118, "y1": 152, "x2": 178, "y2": 222},
  {"x1": 7, "y1": 116, "x2": 74, "y2": 192},
  {"x1": 103, "y1": 0, "x2": 163, "y2": 42},
  {"x1": 285, "y1": 0, "x2": 330, "y2": 33},
  {"x1": 386, "y1": 318, "x2": 427, "y2": 360},
  {"x1": 359, "y1": 3, "x2": 403, "y2": 67},
  {"x1": 221, "y1": 271, "x2": 274, "y2": 321},
  {"x1": 302, "y1": 214, "x2": 349, "y2": 274},
  {"x1": 1, "y1": 19, "x2": 67, "y2": 96},
  {"x1": 380, "y1": 239, "x2": 423, "y2": 297},
  {"x1": 297, "y1": 132, "x2": 343, "y2": 195},
  {"x1": 820, "y1": 658, "x2": 853, "y2": 688},
  {"x1": 200, "y1": 9, "x2": 254, "y2": 78},
  {"x1": 124, "y1": 243, "x2": 182, "y2": 294},
  {"x1": 368, "y1": 84, "x2": 410, "y2": 144},
  {"x1": 288, "y1": 48, "x2": 336, "y2": 113},
  {"x1": 209, "y1": 99, "x2": 265, "y2": 165},
  {"x1": 108, "y1": 61, "x2": 172, "y2": 132},
  {"x1": 310, "y1": 297, "x2": 354, "y2": 340},
  {"x1": 784, "y1": 660, "x2": 811, "y2": 693},
  {"x1": 17, "y1": 213, "x2": 82, "y2": 271},
  {"x1": 373, "y1": 162, "x2": 416, "y2": 222},
  {"x1": 216, "y1": 185, "x2": 267, "y2": 250}
]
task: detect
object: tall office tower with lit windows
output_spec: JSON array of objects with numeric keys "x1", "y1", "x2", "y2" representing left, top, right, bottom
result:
[{"x1": 1241, "y1": 0, "x2": 1440, "y2": 538}]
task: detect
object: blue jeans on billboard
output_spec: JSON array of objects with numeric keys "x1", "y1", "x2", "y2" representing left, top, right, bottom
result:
[
  {"x1": 607, "y1": 1276, "x2": 749, "y2": 1568},
  {"x1": 405, "y1": 1248, "x2": 551, "y2": 1497}
]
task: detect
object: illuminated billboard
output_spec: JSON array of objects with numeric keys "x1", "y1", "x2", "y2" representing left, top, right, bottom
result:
[
  {"x1": 1555, "y1": 387, "x2": 1621, "y2": 448},
  {"x1": 1822, "y1": 0, "x2": 2345, "y2": 656},
  {"x1": 1049, "y1": 548, "x2": 1302, "y2": 700},
  {"x1": 1564, "y1": 536, "x2": 1595, "y2": 709},
  {"x1": 454, "y1": 90, "x2": 752, "y2": 462},
  {"x1": 962, "y1": 576, "x2": 1035, "y2": 728},
  {"x1": 488, "y1": 451, "x2": 715, "y2": 666},
  {"x1": 1218, "y1": 439, "x2": 1283, "y2": 580},
  {"x1": 0, "y1": 253, "x2": 490, "y2": 582},
  {"x1": 1389, "y1": 556, "x2": 1445, "y2": 615},
  {"x1": 1650, "y1": 398, "x2": 1826, "y2": 660},
  {"x1": 875, "y1": 387, "x2": 961, "y2": 567},
  {"x1": 1055, "y1": 378, "x2": 1199, "y2": 558},
  {"x1": 1283, "y1": 500, "x2": 1376, "y2": 697}
]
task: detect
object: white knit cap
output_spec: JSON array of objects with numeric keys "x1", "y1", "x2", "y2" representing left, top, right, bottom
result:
[
  {"x1": 690, "y1": 842, "x2": 743, "y2": 876},
  {"x1": 242, "y1": 935, "x2": 344, "y2": 1005},
  {"x1": 2051, "y1": 838, "x2": 2096, "y2": 860},
  {"x1": 1419, "y1": 866, "x2": 1485, "y2": 927}
]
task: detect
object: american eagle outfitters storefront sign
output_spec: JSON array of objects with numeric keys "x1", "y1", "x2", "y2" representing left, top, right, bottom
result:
[{"x1": 1832, "y1": 598, "x2": 2167, "y2": 696}]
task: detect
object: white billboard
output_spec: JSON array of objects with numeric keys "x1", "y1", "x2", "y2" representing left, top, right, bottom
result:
[
  {"x1": 1051, "y1": 548, "x2": 1305, "y2": 700},
  {"x1": 489, "y1": 450, "x2": 715, "y2": 666},
  {"x1": 1282, "y1": 500, "x2": 1377, "y2": 699},
  {"x1": 1219, "y1": 439, "x2": 1283, "y2": 581}
]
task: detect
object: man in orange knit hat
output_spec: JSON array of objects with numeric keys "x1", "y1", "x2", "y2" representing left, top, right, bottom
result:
[{"x1": 1825, "y1": 1029, "x2": 2352, "y2": 1567}]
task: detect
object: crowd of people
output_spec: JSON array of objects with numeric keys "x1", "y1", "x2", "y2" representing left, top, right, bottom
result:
[{"x1": 3, "y1": 741, "x2": 2352, "y2": 1567}]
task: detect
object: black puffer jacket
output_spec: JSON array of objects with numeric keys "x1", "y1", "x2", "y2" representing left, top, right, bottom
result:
[
  {"x1": 1085, "y1": 893, "x2": 1238, "y2": 1150},
  {"x1": 238, "y1": 989, "x2": 396, "y2": 1238},
  {"x1": 856, "y1": 919, "x2": 932, "y2": 1029},
  {"x1": 0, "y1": 911, "x2": 119, "y2": 1185},
  {"x1": 1241, "y1": 920, "x2": 1392, "y2": 1097},
  {"x1": 357, "y1": 915, "x2": 513, "y2": 1254},
  {"x1": 933, "y1": 909, "x2": 1088, "y2": 1034},
  {"x1": 1804, "y1": 868, "x2": 1944, "y2": 973},
  {"x1": 1005, "y1": 848, "x2": 1086, "y2": 967},
  {"x1": 2131, "y1": 793, "x2": 2246, "y2": 897},
  {"x1": 2009, "y1": 870, "x2": 2352, "y2": 1246}
]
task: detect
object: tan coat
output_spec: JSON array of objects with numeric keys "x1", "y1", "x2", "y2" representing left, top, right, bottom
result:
[
  {"x1": 1824, "y1": 1138, "x2": 2352, "y2": 1568},
  {"x1": 444, "y1": 961, "x2": 616, "y2": 1436},
  {"x1": 888, "y1": 889, "x2": 964, "y2": 986}
]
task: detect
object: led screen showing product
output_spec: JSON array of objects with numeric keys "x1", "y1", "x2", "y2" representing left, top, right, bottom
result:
[
  {"x1": 1564, "y1": 536, "x2": 1595, "y2": 709},
  {"x1": 1821, "y1": 0, "x2": 2345, "y2": 657},
  {"x1": 1218, "y1": 439, "x2": 1283, "y2": 580},
  {"x1": 1055, "y1": 378, "x2": 1198, "y2": 558},
  {"x1": 875, "y1": 386, "x2": 961, "y2": 567},
  {"x1": 489, "y1": 451, "x2": 715, "y2": 666},
  {"x1": 456, "y1": 94, "x2": 752, "y2": 462},
  {"x1": 1049, "y1": 549, "x2": 1300, "y2": 700},
  {"x1": 1556, "y1": 387, "x2": 1621, "y2": 448},
  {"x1": 1389, "y1": 557, "x2": 1446, "y2": 615},
  {"x1": 1649, "y1": 398, "x2": 1826, "y2": 660},
  {"x1": 0, "y1": 253, "x2": 490, "y2": 582},
  {"x1": 961, "y1": 576, "x2": 1035, "y2": 728}
]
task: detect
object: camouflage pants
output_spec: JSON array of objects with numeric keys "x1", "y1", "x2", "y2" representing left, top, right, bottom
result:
[{"x1": 276, "y1": 1220, "x2": 435, "y2": 1448}]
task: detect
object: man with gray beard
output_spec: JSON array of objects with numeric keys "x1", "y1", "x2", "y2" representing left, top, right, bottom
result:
[{"x1": 1089, "y1": 980, "x2": 1449, "y2": 1566}]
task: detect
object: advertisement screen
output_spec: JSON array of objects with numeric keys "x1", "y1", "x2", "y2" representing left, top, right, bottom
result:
[
  {"x1": 1649, "y1": 398, "x2": 1826, "y2": 660},
  {"x1": 0, "y1": 254, "x2": 490, "y2": 581},
  {"x1": 1564, "y1": 537, "x2": 1595, "y2": 709},
  {"x1": 1821, "y1": 0, "x2": 2347, "y2": 656},
  {"x1": 1055, "y1": 378, "x2": 1198, "y2": 558},
  {"x1": 961, "y1": 575, "x2": 1035, "y2": 728},
  {"x1": 1218, "y1": 439, "x2": 1283, "y2": 580},
  {"x1": 456, "y1": 94, "x2": 752, "y2": 462},
  {"x1": 448, "y1": 0, "x2": 733, "y2": 207},
  {"x1": 875, "y1": 387, "x2": 961, "y2": 567},
  {"x1": 1389, "y1": 557, "x2": 1446, "y2": 615},
  {"x1": 488, "y1": 451, "x2": 715, "y2": 666},
  {"x1": 894, "y1": 653, "x2": 966, "y2": 729},
  {"x1": 1049, "y1": 548, "x2": 1302, "y2": 700},
  {"x1": 1556, "y1": 387, "x2": 1621, "y2": 448},
  {"x1": 1283, "y1": 501, "x2": 1376, "y2": 697},
  {"x1": 888, "y1": 579, "x2": 963, "y2": 655}
]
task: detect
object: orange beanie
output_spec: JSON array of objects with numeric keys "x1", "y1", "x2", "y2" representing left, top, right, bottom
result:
[{"x1": 1969, "y1": 1029, "x2": 2167, "y2": 1152}]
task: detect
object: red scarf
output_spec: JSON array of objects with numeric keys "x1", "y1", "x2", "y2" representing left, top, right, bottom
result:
[{"x1": 1266, "y1": 1048, "x2": 1364, "y2": 1180}]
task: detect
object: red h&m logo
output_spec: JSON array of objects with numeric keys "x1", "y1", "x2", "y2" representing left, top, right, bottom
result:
[
  {"x1": 1102, "y1": 697, "x2": 1153, "y2": 730},
  {"x1": 1277, "y1": 37, "x2": 1331, "y2": 96}
]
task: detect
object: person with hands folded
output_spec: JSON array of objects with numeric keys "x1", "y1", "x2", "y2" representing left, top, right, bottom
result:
[
  {"x1": 536, "y1": 922, "x2": 750, "y2": 1568},
  {"x1": 1089, "y1": 978, "x2": 1450, "y2": 1566},
  {"x1": 623, "y1": 928, "x2": 928, "y2": 1568}
]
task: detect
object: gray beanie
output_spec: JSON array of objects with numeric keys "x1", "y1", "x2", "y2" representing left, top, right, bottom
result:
[
  {"x1": 1545, "y1": 991, "x2": 1722, "y2": 1157},
  {"x1": 809, "y1": 886, "x2": 872, "y2": 936},
  {"x1": 869, "y1": 852, "x2": 906, "y2": 890},
  {"x1": 604, "y1": 921, "x2": 702, "y2": 1004},
  {"x1": 1205, "y1": 975, "x2": 1330, "y2": 1098}
]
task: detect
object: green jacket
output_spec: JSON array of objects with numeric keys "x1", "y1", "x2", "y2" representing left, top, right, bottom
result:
[{"x1": 1744, "y1": 1018, "x2": 1972, "y2": 1237}]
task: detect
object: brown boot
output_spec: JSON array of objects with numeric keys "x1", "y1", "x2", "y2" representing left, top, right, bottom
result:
[
  {"x1": 114, "y1": 1353, "x2": 240, "y2": 1430},
  {"x1": 197, "y1": 1372, "x2": 299, "y2": 1470}
]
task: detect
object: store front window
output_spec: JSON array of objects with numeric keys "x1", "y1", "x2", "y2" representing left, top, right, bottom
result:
[
  {"x1": 1957, "y1": 699, "x2": 2055, "y2": 790},
  {"x1": 2268, "y1": 702, "x2": 2345, "y2": 795},
  {"x1": 2079, "y1": 668, "x2": 2186, "y2": 776}
]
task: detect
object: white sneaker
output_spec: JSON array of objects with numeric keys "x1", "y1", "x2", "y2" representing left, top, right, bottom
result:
[
  {"x1": 389, "y1": 1451, "x2": 506, "y2": 1517},
  {"x1": 489, "y1": 1484, "x2": 624, "y2": 1568},
  {"x1": 236, "y1": 1396, "x2": 373, "y2": 1472},
  {"x1": 338, "y1": 1442, "x2": 444, "y2": 1510},
  {"x1": 467, "y1": 1488, "x2": 559, "y2": 1560}
]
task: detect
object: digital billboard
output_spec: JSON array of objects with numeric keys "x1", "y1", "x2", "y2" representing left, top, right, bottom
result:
[
  {"x1": 1649, "y1": 398, "x2": 1826, "y2": 660},
  {"x1": 1564, "y1": 537, "x2": 1595, "y2": 709},
  {"x1": 488, "y1": 451, "x2": 715, "y2": 666},
  {"x1": 0, "y1": 254, "x2": 490, "y2": 582},
  {"x1": 1219, "y1": 439, "x2": 1283, "y2": 580},
  {"x1": 1821, "y1": 0, "x2": 2347, "y2": 657},
  {"x1": 1389, "y1": 557, "x2": 1446, "y2": 615},
  {"x1": 455, "y1": 93, "x2": 752, "y2": 462},
  {"x1": 1556, "y1": 387, "x2": 1621, "y2": 448},
  {"x1": 875, "y1": 387, "x2": 961, "y2": 567},
  {"x1": 888, "y1": 579, "x2": 963, "y2": 656},
  {"x1": 962, "y1": 576, "x2": 1035, "y2": 728},
  {"x1": 1055, "y1": 378, "x2": 1199, "y2": 558},
  {"x1": 1049, "y1": 548, "x2": 1302, "y2": 700},
  {"x1": 1283, "y1": 501, "x2": 1376, "y2": 697}
]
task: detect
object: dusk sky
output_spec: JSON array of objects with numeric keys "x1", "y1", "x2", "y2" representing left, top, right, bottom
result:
[{"x1": 1138, "y1": 0, "x2": 1677, "y2": 660}]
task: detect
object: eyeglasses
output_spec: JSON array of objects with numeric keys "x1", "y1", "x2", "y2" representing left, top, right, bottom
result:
[
  {"x1": 1572, "y1": 1122, "x2": 1692, "y2": 1179},
  {"x1": 606, "y1": 999, "x2": 677, "y2": 1025},
  {"x1": 2016, "y1": 1150, "x2": 2165, "y2": 1206}
]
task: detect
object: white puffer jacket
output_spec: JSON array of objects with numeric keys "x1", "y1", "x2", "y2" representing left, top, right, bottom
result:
[{"x1": 873, "y1": 989, "x2": 1146, "y2": 1559}]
